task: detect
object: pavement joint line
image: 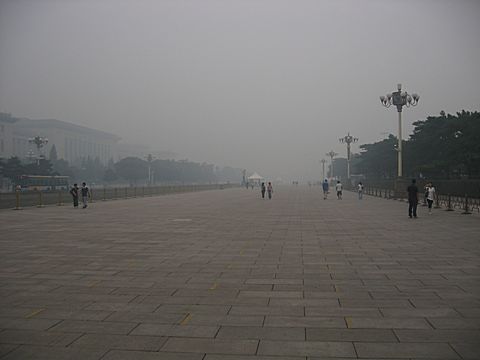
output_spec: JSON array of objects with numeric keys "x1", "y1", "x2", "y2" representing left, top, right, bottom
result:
[
  {"x1": 25, "y1": 308, "x2": 45, "y2": 318},
  {"x1": 180, "y1": 313, "x2": 192, "y2": 325}
]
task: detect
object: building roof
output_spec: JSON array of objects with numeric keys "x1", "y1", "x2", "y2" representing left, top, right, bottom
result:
[{"x1": 14, "y1": 117, "x2": 121, "y2": 141}]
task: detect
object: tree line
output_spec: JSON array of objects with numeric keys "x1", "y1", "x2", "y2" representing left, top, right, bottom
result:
[
  {"x1": 0, "y1": 154, "x2": 242, "y2": 186},
  {"x1": 352, "y1": 110, "x2": 480, "y2": 179}
]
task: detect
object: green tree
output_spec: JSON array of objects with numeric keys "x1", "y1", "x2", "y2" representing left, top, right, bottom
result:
[
  {"x1": 49, "y1": 144, "x2": 58, "y2": 161},
  {"x1": 114, "y1": 157, "x2": 148, "y2": 185}
]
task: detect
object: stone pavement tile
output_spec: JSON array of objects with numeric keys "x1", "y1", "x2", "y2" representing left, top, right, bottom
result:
[
  {"x1": 161, "y1": 338, "x2": 258, "y2": 355},
  {"x1": 305, "y1": 307, "x2": 381, "y2": 317},
  {"x1": 186, "y1": 314, "x2": 264, "y2": 327},
  {"x1": 70, "y1": 333, "x2": 166, "y2": 351},
  {"x1": 304, "y1": 291, "x2": 370, "y2": 299},
  {"x1": 0, "y1": 344, "x2": 107, "y2": 360},
  {"x1": 155, "y1": 304, "x2": 231, "y2": 315},
  {"x1": 428, "y1": 317, "x2": 480, "y2": 329},
  {"x1": 268, "y1": 299, "x2": 340, "y2": 307},
  {"x1": 84, "y1": 302, "x2": 159, "y2": 312},
  {"x1": 238, "y1": 291, "x2": 303, "y2": 298},
  {"x1": 450, "y1": 342, "x2": 480, "y2": 359},
  {"x1": 0, "y1": 344, "x2": 19, "y2": 358},
  {"x1": 216, "y1": 326, "x2": 305, "y2": 341},
  {"x1": 245, "y1": 279, "x2": 303, "y2": 285},
  {"x1": 0, "y1": 329, "x2": 81, "y2": 346},
  {"x1": 205, "y1": 356, "x2": 304, "y2": 360},
  {"x1": 33, "y1": 309, "x2": 113, "y2": 321},
  {"x1": 195, "y1": 296, "x2": 269, "y2": 306},
  {"x1": 0, "y1": 317, "x2": 61, "y2": 331},
  {"x1": 394, "y1": 329, "x2": 480, "y2": 343},
  {"x1": 339, "y1": 299, "x2": 413, "y2": 308},
  {"x1": 354, "y1": 342, "x2": 460, "y2": 359},
  {"x1": 230, "y1": 306, "x2": 304, "y2": 316},
  {"x1": 454, "y1": 308, "x2": 480, "y2": 317},
  {"x1": 380, "y1": 308, "x2": 461, "y2": 318},
  {"x1": 105, "y1": 311, "x2": 184, "y2": 324},
  {"x1": 48, "y1": 320, "x2": 138, "y2": 334},
  {"x1": 102, "y1": 350, "x2": 204, "y2": 360},
  {"x1": 306, "y1": 328, "x2": 397, "y2": 342},
  {"x1": 131, "y1": 324, "x2": 219, "y2": 337},
  {"x1": 264, "y1": 316, "x2": 346, "y2": 328},
  {"x1": 347, "y1": 317, "x2": 432, "y2": 329},
  {"x1": 257, "y1": 340, "x2": 356, "y2": 357}
]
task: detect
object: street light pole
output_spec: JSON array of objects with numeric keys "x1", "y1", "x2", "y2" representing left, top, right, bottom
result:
[
  {"x1": 28, "y1": 136, "x2": 48, "y2": 165},
  {"x1": 320, "y1": 159, "x2": 326, "y2": 180},
  {"x1": 380, "y1": 84, "x2": 419, "y2": 178},
  {"x1": 339, "y1": 132, "x2": 358, "y2": 180},
  {"x1": 326, "y1": 151, "x2": 338, "y2": 180}
]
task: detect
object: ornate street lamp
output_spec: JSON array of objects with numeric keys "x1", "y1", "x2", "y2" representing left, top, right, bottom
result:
[
  {"x1": 28, "y1": 136, "x2": 48, "y2": 164},
  {"x1": 339, "y1": 132, "x2": 358, "y2": 180},
  {"x1": 380, "y1": 84, "x2": 419, "y2": 177},
  {"x1": 326, "y1": 150, "x2": 338, "y2": 179},
  {"x1": 319, "y1": 159, "x2": 326, "y2": 181}
]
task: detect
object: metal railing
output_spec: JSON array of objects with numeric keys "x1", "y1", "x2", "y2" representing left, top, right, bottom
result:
[
  {"x1": 362, "y1": 186, "x2": 479, "y2": 214},
  {"x1": 0, "y1": 184, "x2": 237, "y2": 210}
]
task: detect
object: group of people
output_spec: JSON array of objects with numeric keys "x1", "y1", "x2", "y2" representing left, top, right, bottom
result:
[
  {"x1": 260, "y1": 182, "x2": 273, "y2": 199},
  {"x1": 407, "y1": 179, "x2": 436, "y2": 218},
  {"x1": 69, "y1": 182, "x2": 91, "y2": 209},
  {"x1": 321, "y1": 179, "x2": 364, "y2": 200}
]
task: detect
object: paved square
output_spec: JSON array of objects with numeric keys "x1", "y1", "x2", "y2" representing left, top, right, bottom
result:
[{"x1": 0, "y1": 186, "x2": 479, "y2": 359}]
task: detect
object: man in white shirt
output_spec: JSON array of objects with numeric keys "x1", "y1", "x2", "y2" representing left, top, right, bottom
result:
[{"x1": 335, "y1": 181, "x2": 343, "y2": 200}]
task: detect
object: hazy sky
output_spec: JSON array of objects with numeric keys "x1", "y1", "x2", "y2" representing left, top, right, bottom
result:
[{"x1": 1, "y1": 0, "x2": 479, "y2": 180}]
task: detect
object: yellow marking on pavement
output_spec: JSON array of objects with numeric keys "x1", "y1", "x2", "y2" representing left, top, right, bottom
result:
[
  {"x1": 240, "y1": 250, "x2": 244, "y2": 255},
  {"x1": 89, "y1": 280, "x2": 102, "y2": 287},
  {"x1": 25, "y1": 309, "x2": 45, "y2": 319},
  {"x1": 180, "y1": 313, "x2": 192, "y2": 325},
  {"x1": 209, "y1": 282, "x2": 218, "y2": 290},
  {"x1": 334, "y1": 285, "x2": 340, "y2": 292},
  {"x1": 345, "y1": 317, "x2": 352, "y2": 328}
]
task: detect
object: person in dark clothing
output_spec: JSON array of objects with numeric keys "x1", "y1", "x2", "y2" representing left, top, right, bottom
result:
[
  {"x1": 81, "y1": 182, "x2": 91, "y2": 208},
  {"x1": 267, "y1": 182, "x2": 273, "y2": 199},
  {"x1": 261, "y1": 182, "x2": 266, "y2": 199},
  {"x1": 407, "y1": 179, "x2": 419, "y2": 218},
  {"x1": 69, "y1": 183, "x2": 79, "y2": 208}
]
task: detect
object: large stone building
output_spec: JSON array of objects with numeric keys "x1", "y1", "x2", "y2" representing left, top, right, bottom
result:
[
  {"x1": 0, "y1": 113, "x2": 17, "y2": 159},
  {"x1": 1, "y1": 113, "x2": 120, "y2": 164}
]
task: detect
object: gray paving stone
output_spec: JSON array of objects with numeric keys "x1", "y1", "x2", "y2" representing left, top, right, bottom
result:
[
  {"x1": 131, "y1": 324, "x2": 219, "y2": 337},
  {"x1": 216, "y1": 326, "x2": 305, "y2": 340},
  {"x1": 0, "y1": 329, "x2": 81, "y2": 346},
  {"x1": 161, "y1": 338, "x2": 258, "y2": 355},
  {"x1": 264, "y1": 316, "x2": 346, "y2": 328},
  {"x1": 450, "y1": 342, "x2": 480, "y2": 359},
  {"x1": 48, "y1": 320, "x2": 138, "y2": 334},
  {"x1": 0, "y1": 344, "x2": 107, "y2": 360},
  {"x1": 307, "y1": 328, "x2": 397, "y2": 342},
  {"x1": 354, "y1": 341, "x2": 460, "y2": 358},
  {"x1": 257, "y1": 340, "x2": 356, "y2": 357},
  {"x1": 70, "y1": 333, "x2": 166, "y2": 351},
  {"x1": 394, "y1": 329, "x2": 480, "y2": 343},
  {"x1": 347, "y1": 317, "x2": 432, "y2": 329}
]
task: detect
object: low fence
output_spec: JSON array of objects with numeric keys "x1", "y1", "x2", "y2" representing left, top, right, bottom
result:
[
  {"x1": 0, "y1": 184, "x2": 237, "y2": 210},
  {"x1": 362, "y1": 186, "x2": 480, "y2": 214}
]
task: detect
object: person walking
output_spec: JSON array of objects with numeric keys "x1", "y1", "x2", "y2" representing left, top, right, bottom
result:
[
  {"x1": 69, "y1": 183, "x2": 79, "y2": 208},
  {"x1": 425, "y1": 182, "x2": 436, "y2": 214},
  {"x1": 81, "y1": 182, "x2": 91, "y2": 209},
  {"x1": 407, "y1": 179, "x2": 419, "y2": 218},
  {"x1": 261, "y1": 182, "x2": 266, "y2": 199},
  {"x1": 357, "y1": 182, "x2": 364, "y2": 200},
  {"x1": 322, "y1": 179, "x2": 329, "y2": 200},
  {"x1": 335, "y1": 180, "x2": 343, "y2": 200},
  {"x1": 267, "y1": 182, "x2": 273, "y2": 199}
]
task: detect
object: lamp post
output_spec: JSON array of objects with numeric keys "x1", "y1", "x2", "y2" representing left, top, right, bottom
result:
[
  {"x1": 319, "y1": 159, "x2": 326, "y2": 180},
  {"x1": 326, "y1": 150, "x2": 338, "y2": 180},
  {"x1": 380, "y1": 84, "x2": 419, "y2": 178},
  {"x1": 339, "y1": 132, "x2": 358, "y2": 180},
  {"x1": 28, "y1": 136, "x2": 48, "y2": 164},
  {"x1": 145, "y1": 154, "x2": 155, "y2": 186}
]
